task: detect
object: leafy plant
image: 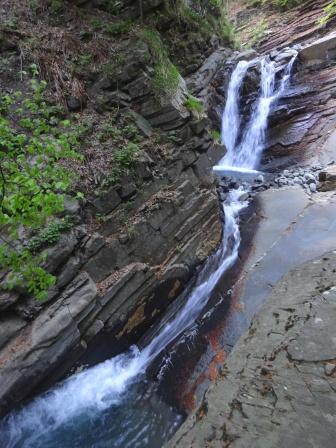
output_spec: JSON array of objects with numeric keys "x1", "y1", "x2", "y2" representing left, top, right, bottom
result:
[
  {"x1": 115, "y1": 143, "x2": 139, "y2": 167},
  {"x1": 98, "y1": 122, "x2": 123, "y2": 143},
  {"x1": 29, "y1": 63, "x2": 39, "y2": 77},
  {"x1": 28, "y1": 217, "x2": 73, "y2": 253},
  {"x1": 102, "y1": 53, "x2": 125, "y2": 76},
  {"x1": 103, "y1": 142, "x2": 140, "y2": 186},
  {"x1": 90, "y1": 18, "x2": 104, "y2": 31},
  {"x1": 2, "y1": 17, "x2": 18, "y2": 29},
  {"x1": 50, "y1": 0, "x2": 64, "y2": 13},
  {"x1": 0, "y1": 80, "x2": 81, "y2": 299},
  {"x1": 77, "y1": 54, "x2": 92, "y2": 67}
]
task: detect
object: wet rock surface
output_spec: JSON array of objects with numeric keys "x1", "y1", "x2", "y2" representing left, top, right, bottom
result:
[{"x1": 168, "y1": 251, "x2": 336, "y2": 448}]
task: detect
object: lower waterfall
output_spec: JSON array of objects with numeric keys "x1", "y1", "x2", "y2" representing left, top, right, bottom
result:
[{"x1": 0, "y1": 54, "x2": 297, "y2": 448}]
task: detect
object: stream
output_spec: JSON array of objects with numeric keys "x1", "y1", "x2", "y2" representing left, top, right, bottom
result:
[{"x1": 0, "y1": 54, "x2": 297, "y2": 448}]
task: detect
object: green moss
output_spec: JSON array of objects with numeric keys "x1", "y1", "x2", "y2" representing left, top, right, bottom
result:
[
  {"x1": 152, "y1": 63, "x2": 181, "y2": 97},
  {"x1": 106, "y1": 20, "x2": 133, "y2": 36},
  {"x1": 210, "y1": 129, "x2": 221, "y2": 142},
  {"x1": 184, "y1": 95, "x2": 204, "y2": 113},
  {"x1": 138, "y1": 28, "x2": 181, "y2": 98}
]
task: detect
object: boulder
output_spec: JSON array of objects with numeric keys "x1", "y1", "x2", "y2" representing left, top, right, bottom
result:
[
  {"x1": 318, "y1": 165, "x2": 336, "y2": 191},
  {"x1": 186, "y1": 48, "x2": 228, "y2": 95},
  {"x1": 141, "y1": 77, "x2": 190, "y2": 130},
  {"x1": 299, "y1": 31, "x2": 336, "y2": 66},
  {"x1": 129, "y1": 110, "x2": 153, "y2": 137},
  {"x1": 0, "y1": 273, "x2": 97, "y2": 414},
  {"x1": 92, "y1": 187, "x2": 121, "y2": 214},
  {"x1": 0, "y1": 291, "x2": 19, "y2": 312}
]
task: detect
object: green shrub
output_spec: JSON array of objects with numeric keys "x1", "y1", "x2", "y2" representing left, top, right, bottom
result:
[{"x1": 0, "y1": 80, "x2": 81, "y2": 299}]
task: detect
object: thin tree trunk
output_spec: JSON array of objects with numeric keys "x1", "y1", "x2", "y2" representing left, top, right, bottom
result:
[{"x1": 139, "y1": 0, "x2": 144, "y2": 22}]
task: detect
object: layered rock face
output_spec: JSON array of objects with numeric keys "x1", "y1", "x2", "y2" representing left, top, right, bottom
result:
[
  {"x1": 0, "y1": 0, "x2": 230, "y2": 416},
  {"x1": 263, "y1": 31, "x2": 336, "y2": 168}
]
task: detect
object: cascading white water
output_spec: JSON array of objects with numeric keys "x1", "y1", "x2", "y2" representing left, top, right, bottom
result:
[
  {"x1": 279, "y1": 53, "x2": 298, "y2": 95},
  {"x1": 231, "y1": 58, "x2": 276, "y2": 169},
  {"x1": 0, "y1": 53, "x2": 297, "y2": 448},
  {"x1": 215, "y1": 53, "x2": 297, "y2": 172},
  {"x1": 221, "y1": 61, "x2": 250, "y2": 153},
  {"x1": 0, "y1": 189, "x2": 248, "y2": 447}
]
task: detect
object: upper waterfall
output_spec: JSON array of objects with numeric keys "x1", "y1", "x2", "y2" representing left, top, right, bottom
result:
[
  {"x1": 221, "y1": 60, "x2": 250, "y2": 154},
  {"x1": 214, "y1": 53, "x2": 297, "y2": 173}
]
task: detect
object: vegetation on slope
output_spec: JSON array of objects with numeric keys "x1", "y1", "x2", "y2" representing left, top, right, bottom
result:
[
  {"x1": 320, "y1": 0, "x2": 336, "y2": 24},
  {"x1": 250, "y1": 0, "x2": 306, "y2": 10},
  {"x1": 0, "y1": 78, "x2": 81, "y2": 299},
  {"x1": 0, "y1": 0, "x2": 236, "y2": 301}
]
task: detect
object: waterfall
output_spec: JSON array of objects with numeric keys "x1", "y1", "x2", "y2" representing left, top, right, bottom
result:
[
  {"x1": 232, "y1": 58, "x2": 276, "y2": 169},
  {"x1": 0, "y1": 189, "x2": 248, "y2": 448},
  {"x1": 215, "y1": 53, "x2": 297, "y2": 172},
  {"x1": 279, "y1": 53, "x2": 298, "y2": 94},
  {"x1": 221, "y1": 61, "x2": 250, "y2": 153},
  {"x1": 0, "y1": 53, "x2": 297, "y2": 448}
]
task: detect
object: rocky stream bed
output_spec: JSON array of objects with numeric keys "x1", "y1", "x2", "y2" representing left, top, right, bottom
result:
[{"x1": 1, "y1": 1, "x2": 336, "y2": 447}]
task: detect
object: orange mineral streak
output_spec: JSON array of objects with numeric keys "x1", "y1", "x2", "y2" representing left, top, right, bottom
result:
[
  {"x1": 206, "y1": 326, "x2": 223, "y2": 351},
  {"x1": 180, "y1": 334, "x2": 227, "y2": 411}
]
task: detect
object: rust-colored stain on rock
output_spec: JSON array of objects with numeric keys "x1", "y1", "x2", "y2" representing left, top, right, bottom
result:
[
  {"x1": 168, "y1": 280, "x2": 181, "y2": 299},
  {"x1": 116, "y1": 302, "x2": 145, "y2": 339}
]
